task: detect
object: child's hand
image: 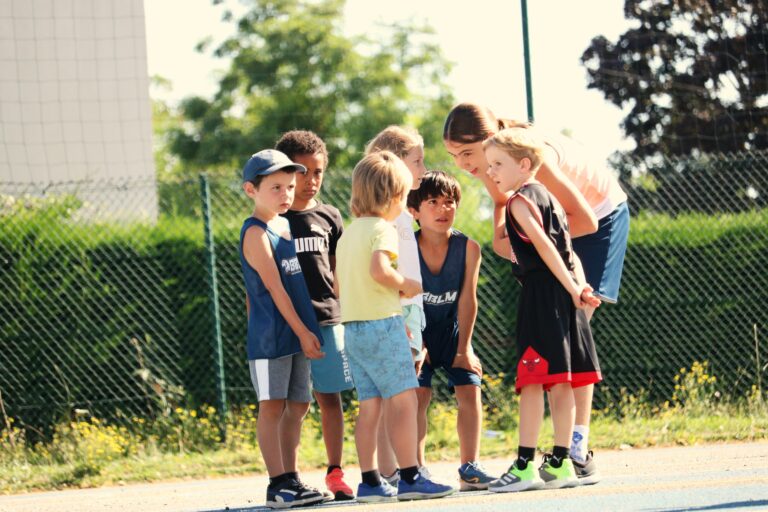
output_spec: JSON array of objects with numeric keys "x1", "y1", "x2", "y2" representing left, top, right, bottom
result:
[
  {"x1": 414, "y1": 348, "x2": 429, "y2": 378},
  {"x1": 452, "y1": 351, "x2": 483, "y2": 376},
  {"x1": 399, "y1": 278, "x2": 423, "y2": 299},
  {"x1": 571, "y1": 284, "x2": 601, "y2": 309},
  {"x1": 299, "y1": 331, "x2": 324, "y2": 360}
]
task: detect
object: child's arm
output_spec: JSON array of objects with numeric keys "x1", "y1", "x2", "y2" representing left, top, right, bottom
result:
[
  {"x1": 510, "y1": 199, "x2": 596, "y2": 309},
  {"x1": 492, "y1": 203, "x2": 513, "y2": 260},
  {"x1": 453, "y1": 239, "x2": 483, "y2": 376},
  {"x1": 537, "y1": 148, "x2": 598, "y2": 238},
  {"x1": 370, "y1": 250, "x2": 422, "y2": 297},
  {"x1": 571, "y1": 252, "x2": 600, "y2": 308},
  {"x1": 242, "y1": 226, "x2": 324, "y2": 359}
]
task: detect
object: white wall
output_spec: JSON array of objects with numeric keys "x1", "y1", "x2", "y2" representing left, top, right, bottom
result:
[{"x1": 0, "y1": 0, "x2": 157, "y2": 220}]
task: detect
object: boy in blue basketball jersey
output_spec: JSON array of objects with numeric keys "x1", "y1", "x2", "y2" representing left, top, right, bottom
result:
[
  {"x1": 239, "y1": 149, "x2": 326, "y2": 509},
  {"x1": 406, "y1": 171, "x2": 496, "y2": 491}
]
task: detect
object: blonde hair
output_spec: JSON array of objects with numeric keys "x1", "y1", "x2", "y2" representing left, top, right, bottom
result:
[
  {"x1": 483, "y1": 127, "x2": 545, "y2": 173},
  {"x1": 350, "y1": 151, "x2": 412, "y2": 217},
  {"x1": 365, "y1": 125, "x2": 423, "y2": 159}
]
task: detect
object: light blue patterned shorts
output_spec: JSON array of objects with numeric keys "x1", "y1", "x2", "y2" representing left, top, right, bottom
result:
[{"x1": 343, "y1": 315, "x2": 419, "y2": 401}]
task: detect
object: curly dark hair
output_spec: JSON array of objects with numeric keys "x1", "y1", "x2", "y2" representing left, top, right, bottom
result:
[{"x1": 274, "y1": 130, "x2": 328, "y2": 164}]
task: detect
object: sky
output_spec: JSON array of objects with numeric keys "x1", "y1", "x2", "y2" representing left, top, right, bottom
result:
[{"x1": 143, "y1": 0, "x2": 635, "y2": 163}]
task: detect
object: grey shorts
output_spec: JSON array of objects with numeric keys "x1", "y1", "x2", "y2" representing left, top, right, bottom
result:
[{"x1": 248, "y1": 352, "x2": 311, "y2": 402}]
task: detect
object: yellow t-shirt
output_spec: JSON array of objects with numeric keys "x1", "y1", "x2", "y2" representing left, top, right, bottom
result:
[{"x1": 337, "y1": 216, "x2": 403, "y2": 322}]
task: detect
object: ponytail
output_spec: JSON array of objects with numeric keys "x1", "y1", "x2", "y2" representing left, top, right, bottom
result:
[
  {"x1": 498, "y1": 118, "x2": 532, "y2": 130},
  {"x1": 444, "y1": 103, "x2": 532, "y2": 143}
]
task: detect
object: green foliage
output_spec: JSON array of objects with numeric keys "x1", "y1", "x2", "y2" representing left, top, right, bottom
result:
[
  {"x1": 2, "y1": 362, "x2": 767, "y2": 492},
  {"x1": 165, "y1": 0, "x2": 455, "y2": 174},
  {"x1": 581, "y1": 0, "x2": 768, "y2": 158}
]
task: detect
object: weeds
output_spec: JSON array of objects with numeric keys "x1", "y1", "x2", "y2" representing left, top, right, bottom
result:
[{"x1": 1, "y1": 360, "x2": 766, "y2": 493}]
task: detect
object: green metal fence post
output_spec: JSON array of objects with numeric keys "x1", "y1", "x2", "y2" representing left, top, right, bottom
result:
[
  {"x1": 520, "y1": 0, "x2": 535, "y2": 123},
  {"x1": 199, "y1": 173, "x2": 227, "y2": 439}
]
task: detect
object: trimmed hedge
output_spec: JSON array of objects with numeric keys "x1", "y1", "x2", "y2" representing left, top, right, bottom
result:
[{"x1": 1, "y1": 201, "x2": 766, "y2": 432}]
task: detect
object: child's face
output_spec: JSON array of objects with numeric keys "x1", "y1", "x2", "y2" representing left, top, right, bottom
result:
[
  {"x1": 291, "y1": 152, "x2": 326, "y2": 204},
  {"x1": 412, "y1": 194, "x2": 457, "y2": 234},
  {"x1": 402, "y1": 146, "x2": 427, "y2": 190},
  {"x1": 243, "y1": 171, "x2": 296, "y2": 215},
  {"x1": 444, "y1": 140, "x2": 488, "y2": 177},
  {"x1": 485, "y1": 145, "x2": 530, "y2": 193}
]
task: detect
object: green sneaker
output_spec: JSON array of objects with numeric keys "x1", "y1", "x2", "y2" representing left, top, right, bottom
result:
[
  {"x1": 538, "y1": 454, "x2": 580, "y2": 489},
  {"x1": 488, "y1": 460, "x2": 544, "y2": 493}
]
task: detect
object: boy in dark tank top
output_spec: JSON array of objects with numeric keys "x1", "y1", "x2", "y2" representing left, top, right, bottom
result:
[{"x1": 407, "y1": 171, "x2": 496, "y2": 491}]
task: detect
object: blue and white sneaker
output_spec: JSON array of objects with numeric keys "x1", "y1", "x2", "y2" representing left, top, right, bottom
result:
[
  {"x1": 458, "y1": 461, "x2": 497, "y2": 491},
  {"x1": 356, "y1": 480, "x2": 398, "y2": 503},
  {"x1": 266, "y1": 478, "x2": 325, "y2": 509},
  {"x1": 382, "y1": 469, "x2": 400, "y2": 487},
  {"x1": 397, "y1": 474, "x2": 456, "y2": 501}
]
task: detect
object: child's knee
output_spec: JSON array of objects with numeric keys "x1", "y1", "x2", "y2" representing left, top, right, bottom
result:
[
  {"x1": 257, "y1": 399, "x2": 285, "y2": 421},
  {"x1": 314, "y1": 391, "x2": 342, "y2": 412},
  {"x1": 285, "y1": 400, "x2": 310, "y2": 420}
]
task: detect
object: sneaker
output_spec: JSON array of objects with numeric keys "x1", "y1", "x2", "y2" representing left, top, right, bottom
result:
[
  {"x1": 382, "y1": 469, "x2": 400, "y2": 487},
  {"x1": 325, "y1": 467, "x2": 355, "y2": 501},
  {"x1": 356, "y1": 480, "x2": 397, "y2": 503},
  {"x1": 488, "y1": 460, "x2": 544, "y2": 493},
  {"x1": 266, "y1": 478, "x2": 325, "y2": 509},
  {"x1": 572, "y1": 451, "x2": 601, "y2": 485},
  {"x1": 538, "y1": 454, "x2": 580, "y2": 489},
  {"x1": 418, "y1": 465, "x2": 433, "y2": 480},
  {"x1": 397, "y1": 474, "x2": 456, "y2": 501},
  {"x1": 458, "y1": 461, "x2": 496, "y2": 491}
]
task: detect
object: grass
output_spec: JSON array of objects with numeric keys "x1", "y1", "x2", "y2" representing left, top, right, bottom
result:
[{"x1": 2, "y1": 362, "x2": 767, "y2": 494}]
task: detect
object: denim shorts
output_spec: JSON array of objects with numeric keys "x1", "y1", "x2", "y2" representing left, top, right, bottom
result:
[
  {"x1": 403, "y1": 304, "x2": 426, "y2": 361},
  {"x1": 310, "y1": 324, "x2": 355, "y2": 394},
  {"x1": 343, "y1": 316, "x2": 419, "y2": 401},
  {"x1": 572, "y1": 202, "x2": 630, "y2": 303}
]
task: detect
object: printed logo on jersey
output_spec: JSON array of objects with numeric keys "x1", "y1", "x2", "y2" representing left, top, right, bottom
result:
[
  {"x1": 294, "y1": 223, "x2": 330, "y2": 254},
  {"x1": 423, "y1": 290, "x2": 458, "y2": 305},
  {"x1": 518, "y1": 346, "x2": 549, "y2": 375},
  {"x1": 281, "y1": 256, "x2": 302, "y2": 275}
]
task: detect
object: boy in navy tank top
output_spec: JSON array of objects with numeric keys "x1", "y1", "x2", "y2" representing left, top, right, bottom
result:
[
  {"x1": 482, "y1": 129, "x2": 602, "y2": 493},
  {"x1": 239, "y1": 149, "x2": 326, "y2": 509},
  {"x1": 406, "y1": 171, "x2": 496, "y2": 491}
]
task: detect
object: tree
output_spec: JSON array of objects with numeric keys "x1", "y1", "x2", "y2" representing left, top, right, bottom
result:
[
  {"x1": 168, "y1": 0, "x2": 454, "y2": 174},
  {"x1": 581, "y1": 0, "x2": 768, "y2": 160}
]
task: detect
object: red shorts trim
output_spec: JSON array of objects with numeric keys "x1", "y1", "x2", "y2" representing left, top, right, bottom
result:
[{"x1": 515, "y1": 370, "x2": 602, "y2": 394}]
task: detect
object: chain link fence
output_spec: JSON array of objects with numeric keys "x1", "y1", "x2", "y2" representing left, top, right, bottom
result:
[{"x1": 1, "y1": 150, "x2": 767, "y2": 432}]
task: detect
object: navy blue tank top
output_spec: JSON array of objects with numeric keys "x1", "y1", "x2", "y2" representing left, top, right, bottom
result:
[
  {"x1": 239, "y1": 216, "x2": 324, "y2": 360},
  {"x1": 418, "y1": 230, "x2": 467, "y2": 366}
]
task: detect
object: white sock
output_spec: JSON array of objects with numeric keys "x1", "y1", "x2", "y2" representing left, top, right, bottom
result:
[{"x1": 571, "y1": 425, "x2": 589, "y2": 463}]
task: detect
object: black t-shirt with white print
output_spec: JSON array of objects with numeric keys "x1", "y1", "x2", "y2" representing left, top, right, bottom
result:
[{"x1": 281, "y1": 202, "x2": 343, "y2": 326}]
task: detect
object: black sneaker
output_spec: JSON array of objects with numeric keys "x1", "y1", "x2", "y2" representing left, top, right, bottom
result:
[
  {"x1": 266, "y1": 478, "x2": 325, "y2": 509},
  {"x1": 572, "y1": 451, "x2": 600, "y2": 485}
]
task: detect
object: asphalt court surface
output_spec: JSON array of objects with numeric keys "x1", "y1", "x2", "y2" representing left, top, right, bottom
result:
[{"x1": 2, "y1": 442, "x2": 767, "y2": 512}]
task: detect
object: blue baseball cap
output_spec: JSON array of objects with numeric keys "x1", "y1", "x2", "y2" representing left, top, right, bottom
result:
[{"x1": 242, "y1": 149, "x2": 307, "y2": 182}]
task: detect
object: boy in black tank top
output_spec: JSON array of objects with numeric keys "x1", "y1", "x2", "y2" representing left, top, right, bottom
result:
[
  {"x1": 407, "y1": 172, "x2": 496, "y2": 491},
  {"x1": 482, "y1": 129, "x2": 602, "y2": 493}
]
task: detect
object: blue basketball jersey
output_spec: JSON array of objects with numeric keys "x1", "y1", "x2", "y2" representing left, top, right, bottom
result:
[
  {"x1": 418, "y1": 230, "x2": 467, "y2": 365},
  {"x1": 239, "y1": 216, "x2": 324, "y2": 360}
]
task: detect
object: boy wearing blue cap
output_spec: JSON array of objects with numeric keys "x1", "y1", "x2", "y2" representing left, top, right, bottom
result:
[{"x1": 239, "y1": 149, "x2": 326, "y2": 509}]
